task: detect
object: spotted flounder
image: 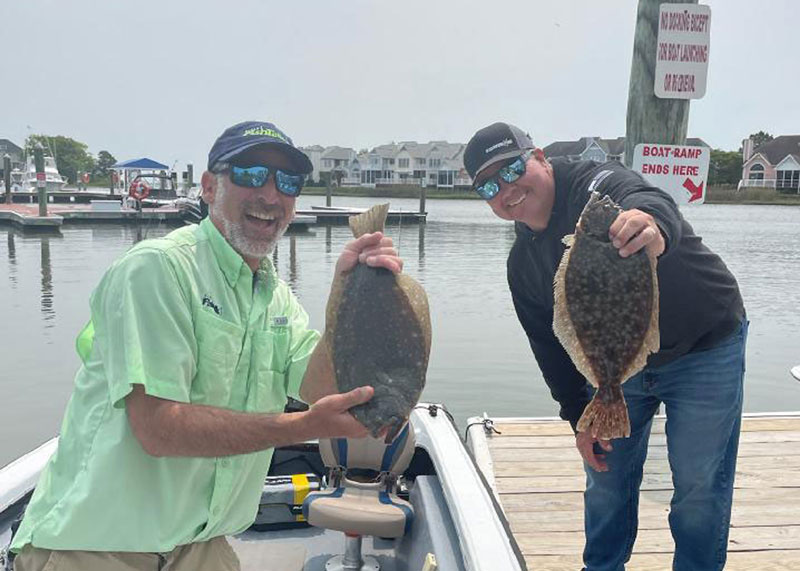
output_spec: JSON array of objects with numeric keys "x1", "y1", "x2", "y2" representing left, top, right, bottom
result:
[
  {"x1": 326, "y1": 203, "x2": 431, "y2": 442},
  {"x1": 553, "y1": 192, "x2": 659, "y2": 439}
]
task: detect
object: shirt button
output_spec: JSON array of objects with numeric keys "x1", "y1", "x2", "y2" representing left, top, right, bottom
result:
[
  {"x1": 221, "y1": 459, "x2": 230, "y2": 467},
  {"x1": 212, "y1": 506, "x2": 220, "y2": 515}
]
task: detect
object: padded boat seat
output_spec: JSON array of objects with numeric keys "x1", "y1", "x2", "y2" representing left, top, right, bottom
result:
[
  {"x1": 302, "y1": 425, "x2": 416, "y2": 539},
  {"x1": 302, "y1": 480, "x2": 412, "y2": 537}
]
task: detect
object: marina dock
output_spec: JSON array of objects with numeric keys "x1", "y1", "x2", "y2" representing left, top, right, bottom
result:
[
  {"x1": 0, "y1": 204, "x2": 316, "y2": 230},
  {"x1": 469, "y1": 413, "x2": 800, "y2": 570}
]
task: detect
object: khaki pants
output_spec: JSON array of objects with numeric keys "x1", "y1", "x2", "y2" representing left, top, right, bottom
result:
[{"x1": 13, "y1": 537, "x2": 240, "y2": 571}]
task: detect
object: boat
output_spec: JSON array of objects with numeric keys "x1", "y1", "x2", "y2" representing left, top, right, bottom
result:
[
  {"x1": 10, "y1": 156, "x2": 67, "y2": 193},
  {"x1": 0, "y1": 404, "x2": 526, "y2": 571},
  {"x1": 792, "y1": 365, "x2": 800, "y2": 382}
]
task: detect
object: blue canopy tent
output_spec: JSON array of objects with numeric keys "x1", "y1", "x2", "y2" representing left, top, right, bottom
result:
[
  {"x1": 111, "y1": 158, "x2": 173, "y2": 195},
  {"x1": 112, "y1": 158, "x2": 170, "y2": 170}
]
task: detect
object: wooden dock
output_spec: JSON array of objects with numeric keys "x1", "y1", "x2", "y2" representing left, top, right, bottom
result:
[
  {"x1": 0, "y1": 204, "x2": 316, "y2": 230},
  {"x1": 468, "y1": 413, "x2": 800, "y2": 570}
]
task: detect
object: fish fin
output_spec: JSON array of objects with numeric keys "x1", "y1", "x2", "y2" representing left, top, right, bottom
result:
[
  {"x1": 577, "y1": 387, "x2": 631, "y2": 440},
  {"x1": 562, "y1": 234, "x2": 575, "y2": 247},
  {"x1": 383, "y1": 417, "x2": 406, "y2": 444},
  {"x1": 349, "y1": 203, "x2": 389, "y2": 238},
  {"x1": 397, "y1": 274, "x2": 432, "y2": 363},
  {"x1": 552, "y1": 244, "x2": 599, "y2": 387}
]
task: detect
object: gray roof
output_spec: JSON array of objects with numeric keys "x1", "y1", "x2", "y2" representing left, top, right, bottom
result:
[
  {"x1": 0, "y1": 139, "x2": 23, "y2": 154},
  {"x1": 300, "y1": 145, "x2": 325, "y2": 152},
  {"x1": 752, "y1": 135, "x2": 800, "y2": 165},
  {"x1": 321, "y1": 146, "x2": 355, "y2": 160}
]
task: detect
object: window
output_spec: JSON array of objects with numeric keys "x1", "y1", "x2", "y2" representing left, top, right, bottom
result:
[
  {"x1": 429, "y1": 158, "x2": 441, "y2": 168},
  {"x1": 398, "y1": 159, "x2": 409, "y2": 168},
  {"x1": 748, "y1": 164, "x2": 764, "y2": 180},
  {"x1": 415, "y1": 158, "x2": 426, "y2": 166},
  {"x1": 777, "y1": 169, "x2": 799, "y2": 190}
]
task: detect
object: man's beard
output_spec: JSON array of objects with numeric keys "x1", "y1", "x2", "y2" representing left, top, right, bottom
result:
[{"x1": 212, "y1": 181, "x2": 290, "y2": 260}]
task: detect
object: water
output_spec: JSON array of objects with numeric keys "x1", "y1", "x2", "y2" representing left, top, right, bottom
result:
[{"x1": 2, "y1": 199, "x2": 799, "y2": 467}]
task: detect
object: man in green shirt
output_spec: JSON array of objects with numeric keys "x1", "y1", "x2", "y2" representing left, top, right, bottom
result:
[{"x1": 12, "y1": 121, "x2": 404, "y2": 571}]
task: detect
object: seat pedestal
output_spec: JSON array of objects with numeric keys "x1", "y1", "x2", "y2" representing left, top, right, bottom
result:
[{"x1": 325, "y1": 535, "x2": 379, "y2": 571}]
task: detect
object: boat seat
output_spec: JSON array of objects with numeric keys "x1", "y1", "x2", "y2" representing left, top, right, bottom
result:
[{"x1": 302, "y1": 425, "x2": 415, "y2": 570}]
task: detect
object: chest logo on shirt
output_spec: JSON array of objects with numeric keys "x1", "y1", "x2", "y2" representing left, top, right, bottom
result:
[
  {"x1": 272, "y1": 316, "x2": 289, "y2": 327},
  {"x1": 202, "y1": 295, "x2": 221, "y2": 315}
]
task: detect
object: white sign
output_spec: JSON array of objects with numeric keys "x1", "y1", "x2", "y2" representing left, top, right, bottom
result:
[
  {"x1": 654, "y1": 3, "x2": 711, "y2": 99},
  {"x1": 632, "y1": 143, "x2": 709, "y2": 204}
]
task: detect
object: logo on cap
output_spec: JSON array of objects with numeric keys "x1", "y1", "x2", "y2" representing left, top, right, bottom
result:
[
  {"x1": 242, "y1": 126, "x2": 288, "y2": 142},
  {"x1": 485, "y1": 139, "x2": 513, "y2": 154}
]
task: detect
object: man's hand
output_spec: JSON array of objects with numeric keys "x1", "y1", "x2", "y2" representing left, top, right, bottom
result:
[
  {"x1": 301, "y1": 386, "x2": 375, "y2": 440},
  {"x1": 335, "y1": 232, "x2": 403, "y2": 275},
  {"x1": 576, "y1": 431, "x2": 613, "y2": 472},
  {"x1": 609, "y1": 209, "x2": 665, "y2": 258}
]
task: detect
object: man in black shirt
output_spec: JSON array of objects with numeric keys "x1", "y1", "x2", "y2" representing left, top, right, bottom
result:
[{"x1": 464, "y1": 122, "x2": 747, "y2": 571}]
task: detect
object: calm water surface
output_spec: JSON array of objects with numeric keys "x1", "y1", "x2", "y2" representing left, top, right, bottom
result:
[{"x1": 2, "y1": 198, "x2": 799, "y2": 467}]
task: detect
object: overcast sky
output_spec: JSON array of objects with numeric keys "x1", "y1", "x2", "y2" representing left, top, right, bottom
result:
[{"x1": 4, "y1": 0, "x2": 797, "y2": 172}]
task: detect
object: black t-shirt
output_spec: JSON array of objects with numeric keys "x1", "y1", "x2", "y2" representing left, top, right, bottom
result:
[{"x1": 508, "y1": 158, "x2": 745, "y2": 430}]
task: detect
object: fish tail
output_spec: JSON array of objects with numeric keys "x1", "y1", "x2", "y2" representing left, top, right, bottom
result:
[
  {"x1": 349, "y1": 203, "x2": 389, "y2": 238},
  {"x1": 577, "y1": 385, "x2": 631, "y2": 439}
]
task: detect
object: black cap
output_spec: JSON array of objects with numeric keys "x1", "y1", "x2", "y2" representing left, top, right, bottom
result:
[
  {"x1": 207, "y1": 121, "x2": 313, "y2": 174},
  {"x1": 463, "y1": 122, "x2": 534, "y2": 179}
]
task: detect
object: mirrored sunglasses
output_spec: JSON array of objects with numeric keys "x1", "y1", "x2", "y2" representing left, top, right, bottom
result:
[
  {"x1": 217, "y1": 164, "x2": 305, "y2": 197},
  {"x1": 474, "y1": 151, "x2": 532, "y2": 201}
]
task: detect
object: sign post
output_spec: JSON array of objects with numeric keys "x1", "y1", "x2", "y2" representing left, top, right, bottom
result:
[
  {"x1": 34, "y1": 143, "x2": 48, "y2": 217},
  {"x1": 3, "y1": 154, "x2": 11, "y2": 204},
  {"x1": 632, "y1": 143, "x2": 710, "y2": 204}
]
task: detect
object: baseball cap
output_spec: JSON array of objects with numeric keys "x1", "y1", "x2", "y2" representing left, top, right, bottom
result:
[
  {"x1": 463, "y1": 122, "x2": 534, "y2": 179},
  {"x1": 207, "y1": 121, "x2": 313, "y2": 174}
]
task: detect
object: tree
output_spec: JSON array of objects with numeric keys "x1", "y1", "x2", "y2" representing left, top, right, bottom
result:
[
  {"x1": 25, "y1": 134, "x2": 95, "y2": 184},
  {"x1": 708, "y1": 149, "x2": 742, "y2": 186},
  {"x1": 748, "y1": 130, "x2": 774, "y2": 150},
  {"x1": 95, "y1": 150, "x2": 117, "y2": 176}
]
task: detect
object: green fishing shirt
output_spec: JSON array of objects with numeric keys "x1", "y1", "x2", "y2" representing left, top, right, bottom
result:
[{"x1": 11, "y1": 218, "x2": 320, "y2": 552}]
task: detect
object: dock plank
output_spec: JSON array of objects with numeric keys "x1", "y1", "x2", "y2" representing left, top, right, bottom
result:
[{"x1": 475, "y1": 413, "x2": 800, "y2": 570}]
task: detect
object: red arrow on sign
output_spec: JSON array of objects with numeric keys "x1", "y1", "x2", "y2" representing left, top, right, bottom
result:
[{"x1": 683, "y1": 178, "x2": 704, "y2": 202}]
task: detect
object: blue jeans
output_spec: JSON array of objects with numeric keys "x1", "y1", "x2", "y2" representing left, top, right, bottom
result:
[{"x1": 582, "y1": 320, "x2": 748, "y2": 571}]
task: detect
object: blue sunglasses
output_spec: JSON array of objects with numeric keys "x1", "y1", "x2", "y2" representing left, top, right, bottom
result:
[
  {"x1": 474, "y1": 151, "x2": 532, "y2": 200},
  {"x1": 216, "y1": 163, "x2": 306, "y2": 197}
]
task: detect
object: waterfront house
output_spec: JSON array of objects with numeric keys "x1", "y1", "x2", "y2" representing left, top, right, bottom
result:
[
  {"x1": 319, "y1": 146, "x2": 357, "y2": 185},
  {"x1": 740, "y1": 135, "x2": 800, "y2": 192},
  {"x1": 308, "y1": 140, "x2": 469, "y2": 189},
  {"x1": 299, "y1": 145, "x2": 325, "y2": 183}
]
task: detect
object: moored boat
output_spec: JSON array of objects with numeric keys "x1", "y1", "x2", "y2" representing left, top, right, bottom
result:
[{"x1": 0, "y1": 404, "x2": 526, "y2": 571}]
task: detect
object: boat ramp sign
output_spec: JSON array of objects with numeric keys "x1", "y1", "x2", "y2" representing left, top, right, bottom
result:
[
  {"x1": 632, "y1": 143, "x2": 710, "y2": 205},
  {"x1": 654, "y1": 3, "x2": 711, "y2": 99}
]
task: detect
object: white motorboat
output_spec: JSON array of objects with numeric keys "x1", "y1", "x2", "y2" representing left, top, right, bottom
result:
[
  {"x1": 0, "y1": 404, "x2": 526, "y2": 571},
  {"x1": 15, "y1": 156, "x2": 68, "y2": 193}
]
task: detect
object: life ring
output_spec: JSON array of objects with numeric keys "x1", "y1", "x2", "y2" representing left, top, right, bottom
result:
[
  {"x1": 129, "y1": 179, "x2": 151, "y2": 200},
  {"x1": 81, "y1": 172, "x2": 90, "y2": 184}
]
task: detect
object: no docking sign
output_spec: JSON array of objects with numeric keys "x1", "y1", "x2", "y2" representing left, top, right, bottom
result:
[
  {"x1": 632, "y1": 143, "x2": 709, "y2": 205},
  {"x1": 654, "y1": 3, "x2": 711, "y2": 99}
]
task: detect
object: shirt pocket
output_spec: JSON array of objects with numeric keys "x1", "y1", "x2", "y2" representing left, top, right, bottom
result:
[
  {"x1": 192, "y1": 309, "x2": 245, "y2": 407},
  {"x1": 249, "y1": 328, "x2": 291, "y2": 413}
]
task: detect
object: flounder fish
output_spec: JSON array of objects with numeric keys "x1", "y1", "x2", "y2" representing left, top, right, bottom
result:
[
  {"x1": 553, "y1": 192, "x2": 659, "y2": 439},
  {"x1": 326, "y1": 203, "x2": 432, "y2": 442}
]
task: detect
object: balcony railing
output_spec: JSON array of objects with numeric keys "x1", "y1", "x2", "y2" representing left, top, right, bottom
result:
[{"x1": 737, "y1": 178, "x2": 800, "y2": 192}]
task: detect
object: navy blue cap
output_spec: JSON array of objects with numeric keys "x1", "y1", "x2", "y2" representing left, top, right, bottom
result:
[{"x1": 207, "y1": 121, "x2": 313, "y2": 174}]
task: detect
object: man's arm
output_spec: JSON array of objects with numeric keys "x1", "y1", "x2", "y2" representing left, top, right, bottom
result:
[{"x1": 126, "y1": 384, "x2": 373, "y2": 457}]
